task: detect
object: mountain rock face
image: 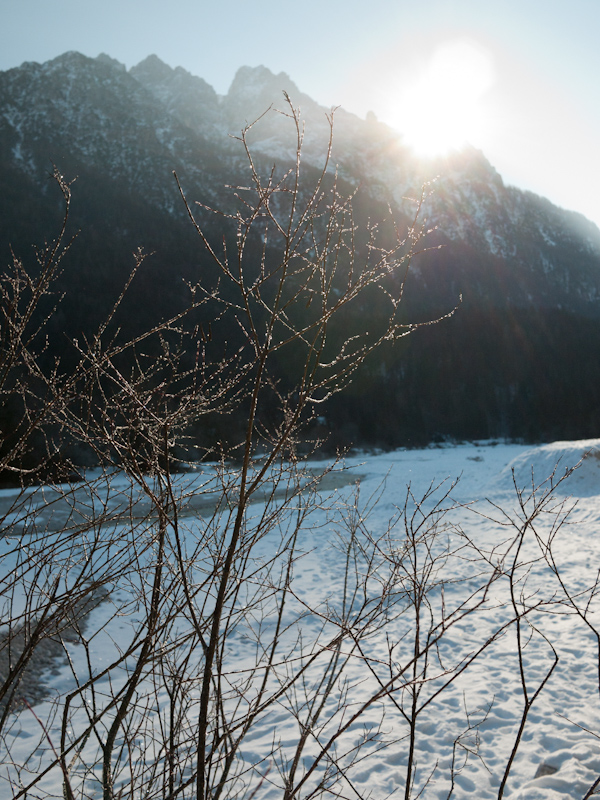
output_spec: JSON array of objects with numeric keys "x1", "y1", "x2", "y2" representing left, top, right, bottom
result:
[{"x1": 1, "y1": 51, "x2": 600, "y2": 447}]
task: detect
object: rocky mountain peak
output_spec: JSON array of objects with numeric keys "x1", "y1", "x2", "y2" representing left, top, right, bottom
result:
[
  {"x1": 439, "y1": 146, "x2": 504, "y2": 187},
  {"x1": 95, "y1": 53, "x2": 126, "y2": 72},
  {"x1": 228, "y1": 65, "x2": 296, "y2": 96},
  {"x1": 129, "y1": 54, "x2": 219, "y2": 135},
  {"x1": 130, "y1": 54, "x2": 174, "y2": 83},
  {"x1": 224, "y1": 64, "x2": 315, "y2": 120}
]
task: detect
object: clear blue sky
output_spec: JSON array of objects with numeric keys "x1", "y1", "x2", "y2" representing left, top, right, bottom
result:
[{"x1": 3, "y1": 0, "x2": 600, "y2": 226}]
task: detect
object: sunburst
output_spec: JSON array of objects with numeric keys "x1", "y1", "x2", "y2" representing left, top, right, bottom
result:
[{"x1": 395, "y1": 39, "x2": 495, "y2": 157}]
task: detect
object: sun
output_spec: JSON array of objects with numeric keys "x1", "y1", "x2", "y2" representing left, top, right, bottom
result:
[{"x1": 393, "y1": 39, "x2": 495, "y2": 157}]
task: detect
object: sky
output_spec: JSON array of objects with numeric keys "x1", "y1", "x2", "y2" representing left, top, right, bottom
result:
[{"x1": 2, "y1": 0, "x2": 600, "y2": 226}]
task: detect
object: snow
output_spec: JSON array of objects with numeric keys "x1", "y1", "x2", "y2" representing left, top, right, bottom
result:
[{"x1": 3, "y1": 439, "x2": 600, "y2": 798}]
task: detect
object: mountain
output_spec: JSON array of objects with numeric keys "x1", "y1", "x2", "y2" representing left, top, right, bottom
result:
[{"x1": 2, "y1": 51, "x2": 600, "y2": 448}]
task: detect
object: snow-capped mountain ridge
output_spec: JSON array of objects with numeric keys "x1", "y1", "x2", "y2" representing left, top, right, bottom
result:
[
  {"x1": 2, "y1": 51, "x2": 600, "y2": 445},
  {"x1": 2, "y1": 49, "x2": 600, "y2": 318}
]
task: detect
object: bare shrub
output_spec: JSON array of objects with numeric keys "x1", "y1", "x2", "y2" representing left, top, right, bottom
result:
[{"x1": 1, "y1": 97, "x2": 594, "y2": 800}]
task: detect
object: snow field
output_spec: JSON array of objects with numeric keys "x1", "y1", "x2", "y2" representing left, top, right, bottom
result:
[{"x1": 2, "y1": 440, "x2": 600, "y2": 798}]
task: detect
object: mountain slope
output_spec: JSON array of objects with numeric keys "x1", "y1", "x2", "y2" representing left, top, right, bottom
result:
[{"x1": 1, "y1": 51, "x2": 600, "y2": 446}]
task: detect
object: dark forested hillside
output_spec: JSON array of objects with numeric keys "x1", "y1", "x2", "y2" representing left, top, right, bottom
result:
[{"x1": 2, "y1": 50, "x2": 600, "y2": 455}]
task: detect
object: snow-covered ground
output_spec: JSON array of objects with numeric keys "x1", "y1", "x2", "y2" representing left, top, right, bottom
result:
[{"x1": 3, "y1": 439, "x2": 600, "y2": 799}]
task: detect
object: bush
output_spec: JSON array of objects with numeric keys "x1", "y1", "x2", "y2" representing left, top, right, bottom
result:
[{"x1": 0, "y1": 98, "x2": 594, "y2": 800}]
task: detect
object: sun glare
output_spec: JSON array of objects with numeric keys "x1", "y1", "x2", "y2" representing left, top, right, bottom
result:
[{"x1": 394, "y1": 40, "x2": 495, "y2": 157}]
